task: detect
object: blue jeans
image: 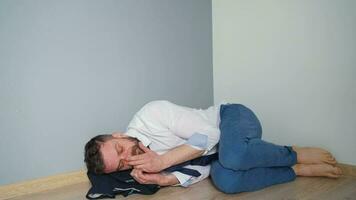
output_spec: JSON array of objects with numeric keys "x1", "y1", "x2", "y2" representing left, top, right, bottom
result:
[{"x1": 210, "y1": 104, "x2": 297, "y2": 194}]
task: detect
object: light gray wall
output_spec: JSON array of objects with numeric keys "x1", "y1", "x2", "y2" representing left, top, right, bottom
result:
[
  {"x1": 0, "y1": 0, "x2": 213, "y2": 185},
  {"x1": 213, "y1": 0, "x2": 356, "y2": 165}
]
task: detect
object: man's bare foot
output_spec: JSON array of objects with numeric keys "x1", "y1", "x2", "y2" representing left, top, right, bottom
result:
[
  {"x1": 292, "y1": 163, "x2": 342, "y2": 178},
  {"x1": 292, "y1": 146, "x2": 337, "y2": 165}
]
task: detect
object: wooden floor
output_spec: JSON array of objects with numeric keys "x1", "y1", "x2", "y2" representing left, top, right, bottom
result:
[{"x1": 7, "y1": 174, "x2": 356, "y2": 200}]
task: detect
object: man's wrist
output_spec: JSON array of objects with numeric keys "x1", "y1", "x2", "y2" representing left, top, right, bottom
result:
[
  {"x1": 159, "y1": 154, "x2": 172, "y2": 170},
  {"x1": 158, "y1": 174, "x2": 179, "y2": 186}
]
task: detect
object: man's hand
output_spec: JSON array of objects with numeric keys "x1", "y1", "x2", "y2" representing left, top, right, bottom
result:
[
  {"x1": 130, "y1": 169, "x2": 178, "y2": 186},
  {"x1": 128, "y1": 143, "x2": 167, "y2": 173}
]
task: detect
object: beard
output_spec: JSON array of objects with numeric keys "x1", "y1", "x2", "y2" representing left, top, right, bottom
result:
[
  {"x1": 129, "y1": 138, "x2": 145, "y2": 156},
  {"x1": 131, "y1": 145, "x2": 144, "y2": 156}
]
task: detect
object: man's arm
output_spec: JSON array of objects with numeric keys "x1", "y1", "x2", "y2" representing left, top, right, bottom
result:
[
  {"x1": 131, "y1": 165, "x2": 211, "y2": 187},
  {"x1": 161, "y1": 144, "x2": 204, "y2": 169},
  {"x1": 128, "y1": 143, "x2": 204, "y2": 173},
  {"x1": 130, "y1": 169, "x2": 179, "y2": 186}
]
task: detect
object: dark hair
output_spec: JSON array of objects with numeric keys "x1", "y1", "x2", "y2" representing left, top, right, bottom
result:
[{"x1": 84, "y1": 134, "x2": 113, "y2": 174}]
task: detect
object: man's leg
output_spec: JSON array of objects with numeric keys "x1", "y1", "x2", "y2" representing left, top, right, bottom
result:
[
  {"x1": 210, "y1": 160, "x2": 296, "y2": 194},
  {"x1": 210, "y1": 160, "x2": 343, "y2": 194},
  {"x1": 219, "y1": 104, "x2": 297, "y2": 170}
]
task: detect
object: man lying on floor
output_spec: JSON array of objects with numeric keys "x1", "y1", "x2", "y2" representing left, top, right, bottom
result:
[{"x1": 84, "y1": 100, "x2": 342, "y2": 198}]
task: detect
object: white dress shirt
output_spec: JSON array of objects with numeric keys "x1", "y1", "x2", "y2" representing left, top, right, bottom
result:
[{"x1": 125, "y1": 100, "x2": 223, "y2": 186}]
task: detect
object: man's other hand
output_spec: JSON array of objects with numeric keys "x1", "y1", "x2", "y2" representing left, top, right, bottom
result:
[{"x1": 130, "y1": 169, "x2": 178, "y2": 186}]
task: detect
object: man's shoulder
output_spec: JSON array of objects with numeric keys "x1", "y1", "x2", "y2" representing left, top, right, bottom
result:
[
  {"x1": 134, "y1": 100, "x2": 174, "y2": 117},
  {"x1": 141, "y1": 100, "x2": 174, "y2": 110},
  {"x1": 145, "y1": 100, "x2": 172, "y2": 107}
]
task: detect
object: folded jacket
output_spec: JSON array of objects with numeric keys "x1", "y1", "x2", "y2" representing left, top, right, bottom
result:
[
  {"x1": 86, "y1": 170, "x2": 159, "y2": 199},
  {"x1": 86, "y1": 153, "x2": 218, "y2": 199}
]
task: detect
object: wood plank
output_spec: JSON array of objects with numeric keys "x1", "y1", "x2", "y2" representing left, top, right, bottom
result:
[
  {"x1": 1, "y1": 163, "x2": 355, "y2": 200},
  {"x1": 7, "y1": 176, "x2": 356, "y2": 200},
  {"x1": 0, "y1": 170, "x2": 87, "y2": 200}
]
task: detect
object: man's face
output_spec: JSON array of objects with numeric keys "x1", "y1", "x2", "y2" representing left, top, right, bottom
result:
[{"x1": 100, "y1": 137, "x2": 143, "y2": 173}]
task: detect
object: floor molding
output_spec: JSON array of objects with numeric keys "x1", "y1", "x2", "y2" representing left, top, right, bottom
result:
[
  {"x1": 0, "y1": 169, "x2": 88, "y2": 200},
  {"x1": 0, "y1": 163, "x2": 355, "y2": 200},
  {"x1": 338, "y1": 163, "x2": 356, "y2": 177}
]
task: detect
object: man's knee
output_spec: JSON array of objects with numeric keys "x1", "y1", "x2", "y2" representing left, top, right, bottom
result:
[
  {"x1": 211, "y1": 162, "x2": 246, "y2": 194},
  {"x1": 220, "y1": 103, "x2": 262, "y2": 136},
  {"x1": 219, "y1": 150, "x2": 249, "y2": 170}
]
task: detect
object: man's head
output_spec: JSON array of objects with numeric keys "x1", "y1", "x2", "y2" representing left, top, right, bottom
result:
[{"x1": 84, "y1": 133, "x2": 144, "y2": 174}]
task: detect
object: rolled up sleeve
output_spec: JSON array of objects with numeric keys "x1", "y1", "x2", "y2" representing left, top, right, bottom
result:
[{"x1": 168, "y1": 103, "x2": 220, "y2": 154}]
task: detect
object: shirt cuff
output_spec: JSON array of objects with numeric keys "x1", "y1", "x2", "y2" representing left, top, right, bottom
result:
[
  {"x1": 186, "y1": 132, "x2": 208, "y2": 150},
  {"x1": 170, "y1": 171, "x2": 194, "y2": 187}
]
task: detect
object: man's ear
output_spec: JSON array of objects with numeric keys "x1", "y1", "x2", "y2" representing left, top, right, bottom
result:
[{"x1": 111, "y1": 132, "x2": 126, "y2": 138}]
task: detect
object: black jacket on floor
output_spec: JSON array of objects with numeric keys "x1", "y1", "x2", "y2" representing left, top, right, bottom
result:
[
  {"x1": 86, "y1": 170, "x2": 159, "y2": 199},
  {"x1": 86, "y1": 153, "x2": 218, "y2": 199}
]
